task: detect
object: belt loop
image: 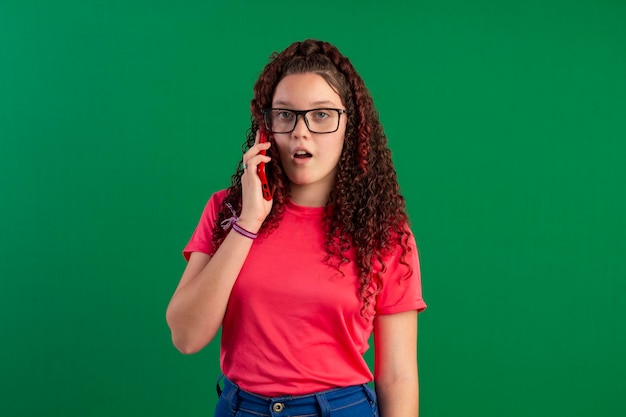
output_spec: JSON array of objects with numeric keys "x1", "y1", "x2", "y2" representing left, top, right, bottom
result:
[
  {"x1": 221, "y1": 377, "x2": 241, "y2": 413},
  {"x1": 315, "y1": 392, "x2": 331, "y2": 417},
  {"x1": 216, "y1": 373, "x2": 225, "y2": 397},
  {"x1": 363, "y1": 384, "x2": 378, "y2": 404}
]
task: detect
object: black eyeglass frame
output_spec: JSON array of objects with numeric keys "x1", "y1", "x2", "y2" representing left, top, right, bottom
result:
[{"x1": 262, "y1": 108, "x2": 348, "y2": 134}]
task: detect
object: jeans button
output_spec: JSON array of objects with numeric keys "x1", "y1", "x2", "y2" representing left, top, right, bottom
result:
[{"x1": 272, "y1": 402, "x2": 284, "y2": 412}]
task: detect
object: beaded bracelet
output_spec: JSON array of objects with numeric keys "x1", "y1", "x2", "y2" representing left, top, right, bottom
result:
[{"x1": 220, "y1": 203, "x2": 258, "y2": 240}]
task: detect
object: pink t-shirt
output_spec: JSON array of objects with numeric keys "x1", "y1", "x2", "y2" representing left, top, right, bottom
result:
[{"x1": 184, "y1": 190, "x2": 426, "y2": 396}]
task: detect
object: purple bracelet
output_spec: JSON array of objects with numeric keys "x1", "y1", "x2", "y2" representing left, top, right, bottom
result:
[
  {"x1": 232, "y1": 222, "x2": 258, "y2": 240},
  {"x1": 221, "y1": 203, "x2": 258, "y2": 240}
]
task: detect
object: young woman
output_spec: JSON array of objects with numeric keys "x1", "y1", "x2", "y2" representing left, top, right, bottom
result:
[{"x1": 166, "y1": 39, "x2": 426, "y2": 417}]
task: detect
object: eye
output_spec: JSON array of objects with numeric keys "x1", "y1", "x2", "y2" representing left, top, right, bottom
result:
[
  {"x1": 312, "y1": 110, "x2": 329, "y2": 120},
  {"x1": 276, "y1": 110, "x2": 294, "y2": 120}
]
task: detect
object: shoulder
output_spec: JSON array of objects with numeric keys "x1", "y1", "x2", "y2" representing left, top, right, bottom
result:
[
  {"x1": 202, "y1": 189, "x2": 230, "y2": 215},
  {"x1": 210, "y1": 188, "x2": 229, "y2": 205},
  {"x1": 381, "y1": 223, "x2": 418, "y2": 260},
  {"x1": 191, "y1": 188, "x2": 231, "y2": 232}
]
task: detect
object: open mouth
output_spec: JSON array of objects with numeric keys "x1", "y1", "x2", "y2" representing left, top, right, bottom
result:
[{"x1": 293, "y1": 150, "x2": 313, "y2": 159}]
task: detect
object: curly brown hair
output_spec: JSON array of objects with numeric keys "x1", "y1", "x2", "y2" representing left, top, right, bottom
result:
[{"x1": 210, "y1": 39, "x2": 413, "y2": 315}]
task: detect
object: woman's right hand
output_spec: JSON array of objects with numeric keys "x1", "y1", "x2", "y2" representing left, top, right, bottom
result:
[{"x1": 238, "y1": 130, "x2": 273, "y2": 232}]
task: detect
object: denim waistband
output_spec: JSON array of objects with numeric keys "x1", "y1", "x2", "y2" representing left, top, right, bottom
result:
[{"x1": 217, "y1": 375, "x2": 377, "y2": 417}]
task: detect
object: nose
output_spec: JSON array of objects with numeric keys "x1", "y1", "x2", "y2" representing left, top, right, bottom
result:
[{"x1": 291, "y1": 114, "x2": 310, "y2": 138}]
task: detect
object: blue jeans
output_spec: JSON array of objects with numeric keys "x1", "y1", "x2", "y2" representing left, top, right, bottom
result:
[{"x1": 215, "y1": 376, "x2": 379, "y2": 417}]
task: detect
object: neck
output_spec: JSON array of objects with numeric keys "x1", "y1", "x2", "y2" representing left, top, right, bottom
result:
[{"x1": 289, "y1": 183, "x2": 332, "y2": 207}]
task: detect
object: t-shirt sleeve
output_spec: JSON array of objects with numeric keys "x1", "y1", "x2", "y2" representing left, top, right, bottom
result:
[
  {"x1": 375, "y1": 231, "x2": 427, "y2": 315},
  {"x1": 182, "y1": 189, "x2": 228, "y2": 261}
]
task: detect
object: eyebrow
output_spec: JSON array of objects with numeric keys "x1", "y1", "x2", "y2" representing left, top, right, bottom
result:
[{"x1": 272, "y1": 100, "x2": 339, "y2": 108}]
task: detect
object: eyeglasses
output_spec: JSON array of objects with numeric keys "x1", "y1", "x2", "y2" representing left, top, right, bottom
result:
[{"x1": 263, "y1": 108, "x2": 347, "y2": 134}]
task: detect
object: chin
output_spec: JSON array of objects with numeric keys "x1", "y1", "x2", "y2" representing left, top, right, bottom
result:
[
  {"x1": 285, "y1": 170, "x2": 311, "y2": 184},
  {"x1": 289, "y1": 178, "x2": 314, "y2": 186}
]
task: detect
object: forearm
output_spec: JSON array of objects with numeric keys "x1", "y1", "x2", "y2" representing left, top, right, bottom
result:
[
  {"x1": 374, "y1": 311, "x2": 420, "y2": 417},
  {"x1": 166, "y1": 227, "x2": 256, "y2": 353},
  {"x1": 376, "y1": 375, "x2": 419, "y2": 417}
]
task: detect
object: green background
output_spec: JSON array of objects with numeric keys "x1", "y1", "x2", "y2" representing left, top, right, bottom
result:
[{"x1": 1, "y1": 1, "x2": 624, "y2": 416}]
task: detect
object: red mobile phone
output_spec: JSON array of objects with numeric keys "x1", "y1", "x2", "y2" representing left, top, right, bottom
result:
[{"x1": 257, "y1": 130, "x2": 272, "y2": 201}]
